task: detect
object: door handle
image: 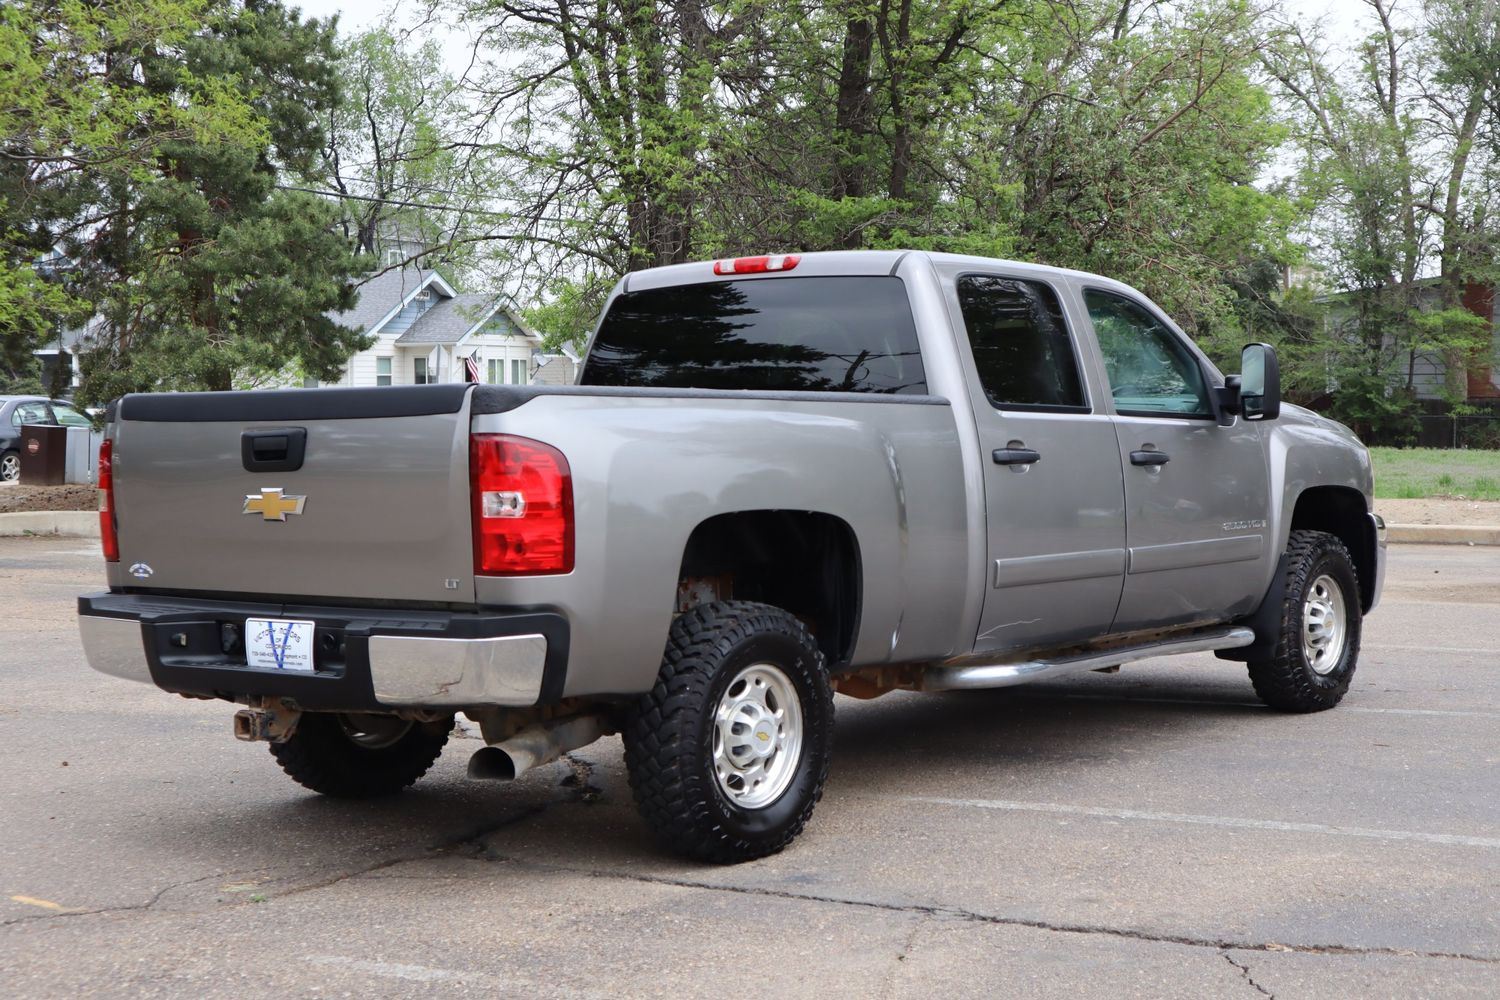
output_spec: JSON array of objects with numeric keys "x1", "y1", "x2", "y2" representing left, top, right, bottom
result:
[
  {"x1": 993, "y1": 448, "x2": 1041, "y2": 466},
  {"x1": 1129, "y1": 449, "x2": 1170, "y2": 467}
]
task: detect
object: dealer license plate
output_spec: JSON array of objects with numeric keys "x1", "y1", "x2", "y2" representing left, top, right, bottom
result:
[{"x1": 245, "y1": 618, "x2": 316, "y2": 672}]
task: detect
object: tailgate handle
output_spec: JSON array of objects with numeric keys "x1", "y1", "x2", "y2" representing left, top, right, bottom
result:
[{"x1": 242, "y1": 428, "x2": 306, "y2": 473}]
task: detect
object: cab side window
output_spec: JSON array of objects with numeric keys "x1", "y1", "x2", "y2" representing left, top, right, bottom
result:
[
  {"x1": 1084, "y1": 289, "x2": 1211, "y2": 417},
  {"x1": 11, "y1": 402, "x2": 48, "y2": 426},
  {"x1": 957, "y1": 275, "x2": 1086, "y2": 411}
]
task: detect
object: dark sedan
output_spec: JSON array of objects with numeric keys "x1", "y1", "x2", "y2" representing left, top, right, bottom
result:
[{"x1": 0, "y1": 396, "x2": 94, "y2": 482}]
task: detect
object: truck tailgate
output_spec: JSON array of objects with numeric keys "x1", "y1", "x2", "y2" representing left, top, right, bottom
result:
[{"x1": 109, "y1": 386, "x2": 476, "y2": 604}]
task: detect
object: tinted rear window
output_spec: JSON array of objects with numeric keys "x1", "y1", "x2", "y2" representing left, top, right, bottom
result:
[
  {"x1": 580, "y1": 277, "x2": 927, "y2": 393},
  {"x1": 957, "y1": 275, "x2": 1086, "y2": 411}
]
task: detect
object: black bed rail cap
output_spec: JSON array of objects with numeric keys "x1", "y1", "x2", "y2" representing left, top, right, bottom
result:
[{"x1": 117, "y1": 384, "x2": 472, "y2": 423}]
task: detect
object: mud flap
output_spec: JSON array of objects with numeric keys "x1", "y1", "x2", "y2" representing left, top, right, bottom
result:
[{"x1": 1214, "y1": 551, "x2": 1289, "y2": 663}]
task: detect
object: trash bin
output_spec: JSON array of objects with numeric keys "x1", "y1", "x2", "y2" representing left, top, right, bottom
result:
[{"x1": 18, "y1": 423, "x2": 68, "y2": 485}]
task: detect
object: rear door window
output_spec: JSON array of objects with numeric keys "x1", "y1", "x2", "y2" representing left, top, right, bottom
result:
[
  {"x1": 11, "y1": 402, "x2": 48, "y2": 426},
  {"x1": 581, "y1": 276, "x2": 927, "y2": 393},
  {"x1": 956, "y1": 275, "x2": 1087, "y2": 411}
]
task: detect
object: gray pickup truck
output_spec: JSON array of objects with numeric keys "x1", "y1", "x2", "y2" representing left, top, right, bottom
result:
[{"x1": 79, "y1": 250, "x2": 1385, "y2": 862}]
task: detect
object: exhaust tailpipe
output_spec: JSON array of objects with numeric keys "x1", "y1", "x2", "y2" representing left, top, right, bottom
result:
[{"x1": 467, "y1": 714, "x2": 608, "y2": 781}]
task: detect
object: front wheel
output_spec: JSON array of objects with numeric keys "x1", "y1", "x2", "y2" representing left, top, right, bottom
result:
[
  {"x1": 623, "y1": 601, "x2": 834, "y2": 863},
  {"x1": 1248, "y1": 530, "x2": 1362, "y2": 712},
  {"x1": 269, "y1": 712, "x2": 452, "y2": 798}
]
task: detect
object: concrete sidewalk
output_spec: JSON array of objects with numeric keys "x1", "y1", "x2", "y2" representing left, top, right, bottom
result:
[{"x1": 3, "y1": 509, "x2": 1496, "y2": 544}]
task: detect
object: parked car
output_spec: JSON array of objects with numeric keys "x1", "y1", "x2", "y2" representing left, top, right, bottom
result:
[
  {"x1": 77, "y1": 251, "x2": 1385, "y2": 862},
  {"x1": 0, "y1": 395, "x2": 94, "y2": 482}
]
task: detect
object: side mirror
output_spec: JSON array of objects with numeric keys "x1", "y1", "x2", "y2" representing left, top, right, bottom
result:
[{"x1": 1238, "y1": 342, "x2": 1280, "y2": 421}]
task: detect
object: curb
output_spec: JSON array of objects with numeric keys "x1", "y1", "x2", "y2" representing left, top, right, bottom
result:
[
  {"x1": 1, "y1": 511, "x2": 1496, "y2": 545},
  {"x1": 0, "y1": 511, "x2": 99, "y2": 538},
  {"x1": 1384, "y1": 523, "x2": 1500, "y2": 546}
]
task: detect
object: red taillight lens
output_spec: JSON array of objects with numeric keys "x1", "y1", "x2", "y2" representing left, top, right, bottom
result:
[
  {"x1": 712, "y1": 254, "x2": 801, "y2": 275},
  {"x1": 470, "y1": 434, "x2": 573, "y2": 576},
  {"x1": 98, "y1": 438, "x2": 118, "y2": 562}
]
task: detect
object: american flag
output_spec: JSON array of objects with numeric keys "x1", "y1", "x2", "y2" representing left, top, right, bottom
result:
[{"x1": 464, "y1": 354, "x2": 480, "y2": 383}]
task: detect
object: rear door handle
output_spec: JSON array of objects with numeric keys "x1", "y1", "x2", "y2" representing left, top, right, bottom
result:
[
  {"x1": 1129, "y1": 450, "x2": 1170, "y2": 467},
  {"x1": 992, "y1": 448, "x2": 1041, "y2": 466}
]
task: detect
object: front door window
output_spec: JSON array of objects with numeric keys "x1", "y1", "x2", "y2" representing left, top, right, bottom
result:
[{"x1": 1084, "y1": 290, "x2": 1211, "y2": 417}]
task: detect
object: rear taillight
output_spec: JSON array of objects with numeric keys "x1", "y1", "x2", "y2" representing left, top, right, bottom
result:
[
  {"x1": 470, "y1": 434, "x2": 573, "y2": 576},
  {"x1": 98, "y1": 438, "x2": 118, "y2": 562},
  {"x1": 712, "y1": 254, "x2": 801, "y2": 275}
]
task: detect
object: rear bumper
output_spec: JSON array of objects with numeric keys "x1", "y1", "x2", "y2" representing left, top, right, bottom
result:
[{"x1": 77, "y1": 592, "x2": 568, "y2": 711}]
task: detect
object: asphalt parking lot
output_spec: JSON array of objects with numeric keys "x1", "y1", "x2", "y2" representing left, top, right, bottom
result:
[{"x1": 1, "y1": 537, "x2": 1495, "y2": 998}]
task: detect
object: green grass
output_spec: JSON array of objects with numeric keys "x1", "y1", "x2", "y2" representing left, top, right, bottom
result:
[{"x1": 1369, "y1": 447, "x2": 1500, "y2": 500}]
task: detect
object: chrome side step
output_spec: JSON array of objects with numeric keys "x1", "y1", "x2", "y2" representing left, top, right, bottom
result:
[{"x1": 919, "y1": 627, "x2": 1256, "y2": 692}]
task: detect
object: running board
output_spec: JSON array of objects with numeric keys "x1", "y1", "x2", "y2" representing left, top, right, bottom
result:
[{"x1": 919, "y1": 627, "x2": 1256, "y2": 692}]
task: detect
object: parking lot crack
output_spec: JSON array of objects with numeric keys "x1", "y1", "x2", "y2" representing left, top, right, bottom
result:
[
  {"x1": 1223, "y1": 953, "x2": 1274, "y2": 997},
  {"x1": 876, "y1": 913, "x2": 929, "y2": 1000},
  {"x1": 1, "y1": 871, "x2": 238, "y2": 927},
  {"x1": 479, "y1": 852, "x2": 1500, "y2": 967}
]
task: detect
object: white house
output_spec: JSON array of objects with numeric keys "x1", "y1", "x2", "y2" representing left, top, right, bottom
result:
[
  {"x1": 313, "y1": 266, "x2": 545, "y2": 388},
  {"x1": 40, "y1": 264, "x2": 581, "y2": 394}
]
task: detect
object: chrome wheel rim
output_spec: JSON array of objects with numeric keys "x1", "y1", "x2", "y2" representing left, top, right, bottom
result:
[
  {"x1": 713, "y1": 663, "x2": 803, "y2": 809},
  {"x1": 1302, "y1": 574, "x2": 1347, "y2": 676},
  {"x1": 0, "y1": 454, "x2": 17, "y2": 481},
  {"x1": 337, "y1": 713, "x2": 412, "y2": 749}
]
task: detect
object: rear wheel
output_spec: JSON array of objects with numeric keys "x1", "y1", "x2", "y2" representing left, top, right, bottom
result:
[
  {"x1": 623, "y1": 601, "x2": 834, "y2": 863},
  {"x1": 269, "y1": 712, "x2": 452, "y2": 798},
  {"x1": 1248, "y1": 530, "x2": 1361, "y2": 712},
  {"x1": 1, "y1": 450, "x2": 19, "y2": 482}
]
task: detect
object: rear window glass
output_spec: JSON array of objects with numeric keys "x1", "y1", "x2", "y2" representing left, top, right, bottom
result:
[{"x1": 580, "y1": 277, "x2": 927, "y2": 394}]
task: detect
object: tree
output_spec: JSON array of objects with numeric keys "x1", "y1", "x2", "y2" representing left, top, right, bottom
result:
[
  {"x1": 1265, "y1": 0, "x2": 1497, "y2": 439},
  {"x1": 454, "y1": 0, "x2": 1299, "y2": 352},
  {"x1": 321, "y1": 25, "x2": 497, "y2": 275},
  {"x1": 1, "y1": 0, "x2": 252, "y2": 388},
  {"x1": 1, "y1": 0, "x2": 367, "y2": 402}
]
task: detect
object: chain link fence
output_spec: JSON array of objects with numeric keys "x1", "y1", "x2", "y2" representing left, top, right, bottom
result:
[{"x1": 1415, "y1": 414, "x2": 1500, "y2": 449}]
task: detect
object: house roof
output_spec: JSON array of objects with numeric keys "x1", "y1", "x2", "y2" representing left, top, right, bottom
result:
[
  {"x1": 329, "y1": 266, "x2": 455, "y2": 335},
  {"x1": 395, "y1": 293, "x2": 504, "y2": 345},
  {"x1": 395, "y1": 294, "x2": 542, "y2": 346}
]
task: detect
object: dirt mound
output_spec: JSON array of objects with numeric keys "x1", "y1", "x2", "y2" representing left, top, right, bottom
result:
[
  {"x1": 1375, "y1": 498, "x2": 1500, "y2": 526},
  {"x1": 0, "y1": 483, "x2": 97, "y2": 513}
]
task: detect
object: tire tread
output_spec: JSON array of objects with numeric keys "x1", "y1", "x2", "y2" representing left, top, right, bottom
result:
[
  {"x1": 1248, "y1": 529, "x2": 1361, "y2": 713},
  {"x1": 269, "y1": 714, "x2": 452, "y2": 798},
  {"x1": 622, "y1": 601, "x2": 832, "y2": 863}
]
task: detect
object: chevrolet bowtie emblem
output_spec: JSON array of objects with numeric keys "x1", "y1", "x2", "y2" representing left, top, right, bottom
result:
[{"x1": 243, "y1": 487, "x2": 306, "y2": 522}]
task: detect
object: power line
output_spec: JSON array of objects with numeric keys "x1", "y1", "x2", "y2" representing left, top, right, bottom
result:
[{"x1": 275, "y1": 184, "x2": 522, "y2": 220}]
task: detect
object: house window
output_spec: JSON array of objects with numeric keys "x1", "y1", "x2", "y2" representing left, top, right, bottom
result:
[
  {"x1": 414, "y1": 357, "x2": 429, "y2": 384},
  {"x1": 512, "y1": 359, "x2": 526, "y2": 385},
  {"x1": 303, "y1": 376, "x2": 318, "y2": 388},
  {"x1": 376, "y1": 356, "x2": 392, "y2": 386},
  {"x1": 488, "y1": 359, "x2": 503, "y2": 384}
]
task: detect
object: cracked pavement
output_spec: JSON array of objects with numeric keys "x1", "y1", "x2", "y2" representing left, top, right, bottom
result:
[{"x1": 2, "y1": 538, "x2": 1497, "y2": 997}]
